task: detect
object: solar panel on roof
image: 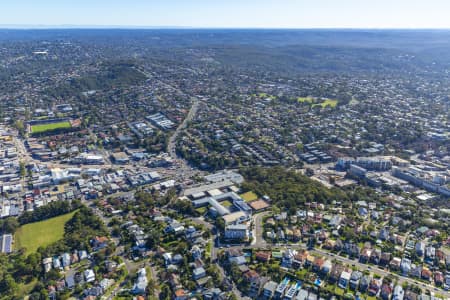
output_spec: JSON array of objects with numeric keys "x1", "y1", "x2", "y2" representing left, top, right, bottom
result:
[{"x1": 2, "y1": 235, "x2": 12, "y2": 253}]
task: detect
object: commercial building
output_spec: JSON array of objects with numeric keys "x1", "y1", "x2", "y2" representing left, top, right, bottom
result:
[{"x1": 224, "y1": 224, "x2": 249, "y2": 240}]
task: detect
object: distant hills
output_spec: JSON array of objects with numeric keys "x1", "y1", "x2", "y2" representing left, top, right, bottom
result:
[{"x1": 3, "y1": 29, "x2": 450, "y2": 74}]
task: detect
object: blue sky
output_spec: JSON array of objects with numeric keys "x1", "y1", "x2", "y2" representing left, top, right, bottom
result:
[{"x1": 2, "y1": 0, "x2": 450, "y2": 28}]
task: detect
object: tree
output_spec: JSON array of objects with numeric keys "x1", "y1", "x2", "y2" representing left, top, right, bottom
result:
[
  {"x1": 147, "y1": 278, "x2": 156, "y2": 295},
  {"x1": 159, "y1": 284, "x2": 172, "y2": 300},
  {"x1": 2, "y1": 274, "x2": 17, "y2": 294},
  {"x1": 146, "y1": 229, "x2": 161, "y2": 249},
  {"x1": 19, "y1": 161, "x2": 26, "y2": 178},
  {"x1": 112, "y1": 225, "x2": 121, "y2": 237},
  {"x1": 215, "y1": 217, "x2": 225, "y2": 232},
  {"x1": 14, "y1": 120, "x2": 25, "y2": 136},
  {"x1": 2, "y1": 217, "x2": 19, "y2": 234}
]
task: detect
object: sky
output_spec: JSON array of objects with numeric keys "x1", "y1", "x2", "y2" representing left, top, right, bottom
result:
[{"x1": 2, "y1": 0, "x2": 450, "y2": 29}]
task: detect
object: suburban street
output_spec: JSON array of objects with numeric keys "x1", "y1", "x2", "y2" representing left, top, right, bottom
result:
[{"x1": 220, "y1": 212, "x2": 450, "y2": 298}]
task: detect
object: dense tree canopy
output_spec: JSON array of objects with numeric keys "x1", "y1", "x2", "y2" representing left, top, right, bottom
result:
[{"x1": 240, "y1": 167, "x2": 349, "y2": 213}]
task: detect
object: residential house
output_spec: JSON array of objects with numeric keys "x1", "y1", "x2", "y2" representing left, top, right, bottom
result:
[
  {"x1": 132, "y1": 268, "x2": 148, "y2": 294},
  {"x1": 392, "y1": 285, "x2": 404, "y2": 300},
  {"x1": 379, "y1": 228, "x2": 390, "y2": 240},
  {"x1": 168, "y1": 273, "x2": 182, "y2": 291},
  {"x1": 404, "y1": 290, "x2": 418, "y2": 300},
  {"x1": 421, "y1": 268, "x2": 432, "y2": 281},
  {"x1": 274, "y1": 278, "x2": 290, "y2": 299},
  {"x1": 92, "y1": 236, "x2": 108, "y2": 250},
  {"x1": 329, "y1": 264, "x2": 344, "y2": 283},
  {"x1": 434, "y1": 271, "x2": 444, "y2": 286},
  {"x1": 229, "y1": 255, "x2": 247, "y2": 266},
  {"x1": 360, "y1": 247, "x2": 372, "y2": 263},
  {"x1": 338, "y1": 269, "x2": 352, "y2": 289},
  {"x1": 190, "y1": 245, "x2": 203, "y2": 260},
  {"x1": 193, "y1": 267, "x2": 206, "y2": 280},
  {"x1": 262, "y1": 281, "x2": 278, "y2": 299},
  {"x1": 400, "y1": 258, "x2": 412, "y2": 275},
  {"x1": 323, "y1": 239, "x2": 336, "y2": 250},
  {"x1": 368, "y1": 278, "x2": 382, "y2": 296},
  {"x1": 56, "y1": 280, "x2": 66, "y2": 292},
  {"x1": 65, "y1": 275, "x2": 75, "y2": 289},
  {"x1": 53, "y1": 257, "x2": 62, "y2": 270},
  {"x1": 334, "y1": 239, "x2": 343, "y2": 252},
  {"x1": 444, "y1": 274, "x2": 450, "y2": 290},
  {"x1": 349, "y1": 271, "x2": 362, "y2": 290},
  {"x1": 43, "y1": 257, "x2": 52, "y2": 273},
  {"x1": 321, "y1": 260, "x2": 333, "y2": 275},
  {"x1": 370, "y1": 249, "x2": 381, "y2": 265},
  {"x1": 256, "y1": 251, "x2": 271, "y2": 263},
  {"x1": 61, "y1": 253, "x2": 71, "y2": 268},
  {"x1": 174, "y1": 289, "x2": 188, "y2": 300},
  {"x1": 292, "y1": 250, "x2": 308, "y2": 269},
  {"x1": 163, "y1": 252, "x2": 173, "y2": 266},
  {"x1": 296, "y1": 289, "x2": 308, "y2": 300},
  {"x1": 425, "y1": 246, "x2": 435, "y2": 263},
  {"x1": 344, "y1": 242, "x2": 359, "y2": 258},
  {"x1": 411, "y1": 264, "x2": 422, "y2": 278},
  {"x1": 390, "y1": 257, "x2": 402, "y2": 271},
  {"x1": 380, "y1": 284, "x2": 393, "y2": 300},
  {"x1": 312, "y1": 257, "x2": 324, "y2": 272},
  {"x1": 84, "y1": 269, "x2": 95, "y2": 283},
  {"x1": 281, "y1": 249, "x2": 297, "y2": 268},
  {"x1": 243, "y1": 270, "x2": 261, "y2": 297},
  {"x1": 99, "y1": 278, "x2": 114, "y2": 292},
  {"x1": 202, "y1": 288, "x2": 227, "y2": 300},
  {"x1": 78, "y1": 250, "x2": 88, "y2": 260},
  {"x1": 380, "y1": 252, "x2": 392, "y2": 266},
  {"x1": 415, "y1": 242, "x2": 425, "y2": 256},
  {"x1": 304, "y1": 254, "x2": 315, "y2": 268},
  {"x1": 71, "y1": 252, "x2": 79, "y2": 264}
]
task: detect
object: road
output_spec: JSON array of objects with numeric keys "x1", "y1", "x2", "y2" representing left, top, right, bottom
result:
[
  {"x1": 136, "y1": 65, "x2": 201, "y2": 169},
  {"x1": 189, "y1": 216, "x2": 243, "y2": 299},
  {"x1": 215, "y1": 258, "x2": 244, "y2": 300},
  {"x1": 241, "y1": 243, "x2": 450, "y2": 298},
  {"x1": 251, "y1": 211, "x2": 270, "y2": 247},
  {"x1": 167, "y1": 98, "x2": 202, "y2": 182},
  {"x1": 167, "y1": 98, "x2": 200, "y2": 160}
]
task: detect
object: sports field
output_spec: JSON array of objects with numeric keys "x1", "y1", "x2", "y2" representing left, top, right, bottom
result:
[
  {"x1": 297, "y1": 96, "x2": 314, "y2": 103},
  {"x1": 15, "y1": 210, "x2": 77, "y2": 255},
  {"x1": 313, "y1": 99, "x2": 338, "y2": 108},
  {"x1": 298, "y1": 97, "x2": 338, "y2": 108},
  {"x1": 31, "y1": 121, "x2": 71, "y2": 134}
]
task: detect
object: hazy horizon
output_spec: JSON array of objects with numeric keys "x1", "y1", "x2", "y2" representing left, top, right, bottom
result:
[
  {"x1": 3, "y1": 0, "x2": 450, "y2": 29},
  {"x1": 3, "y1": 25, "x2": 450, "y2": 30}
]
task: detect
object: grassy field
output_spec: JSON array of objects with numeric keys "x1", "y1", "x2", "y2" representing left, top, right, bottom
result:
[
  {"x1": 195, "y1": 206, "x2": 208, "y2": 214},
  {"x1": 297, "y1": 96, "x2": 314, "y2": 103},
  {"x1": 313, "y1": 99, "x2": 338, "y2": 108},
  {"x1": 31, "y1": 121, "x2": 71, "y2": 134},
  {"x1": 334, "y1": 286, "x2": 345, "y2": 296},
  {"x1": 256, "y1": 92, "x2": 276, "y2": 100},
  {"x1": 298, "y1": 97, "x2": 338, "y2": 108},
  {"x1": 240, "y1": 191, "x2": 258, "y2": 202},
  {"x1": 221, "y1": 200, "x2": 233, "y2": 208},
  {"x1": 15, "y1": 210, "x2": 77, "y2": 255}
]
